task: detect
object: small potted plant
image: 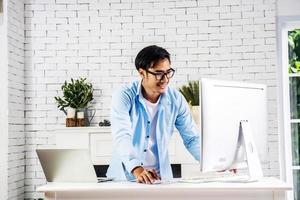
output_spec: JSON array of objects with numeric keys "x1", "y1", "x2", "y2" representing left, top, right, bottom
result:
[
  {"x1": 179, "y1": 81, "x2": 200, "y2": 128},
  {"x1": 55, "y1": 77, "x2": 95, "y2": 127},
  {"x1": 99, "y1": 119, "x2": 111, "y2": 127}
]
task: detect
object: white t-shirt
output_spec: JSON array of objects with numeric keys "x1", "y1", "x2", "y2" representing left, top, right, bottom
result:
[{"x1": 140, "y1": 94, "x2": 160, "y2": 174}]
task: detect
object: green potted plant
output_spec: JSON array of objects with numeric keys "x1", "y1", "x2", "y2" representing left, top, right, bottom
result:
[
  {"x1": 179, "y1": 81, "x2": 200, "y2": 128},
  {"x1": 55, "y1": 77, "x2": 95, "y2": 127}
]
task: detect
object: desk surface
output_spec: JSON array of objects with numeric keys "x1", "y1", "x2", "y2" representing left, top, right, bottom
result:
[{"x1": 37, "y1": 177, "x2": 292, "y2": 193}]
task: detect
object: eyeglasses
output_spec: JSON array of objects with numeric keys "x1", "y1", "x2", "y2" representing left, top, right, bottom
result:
[{"x1": 145, "y1": 68, "x2": 175, "y2": 81}]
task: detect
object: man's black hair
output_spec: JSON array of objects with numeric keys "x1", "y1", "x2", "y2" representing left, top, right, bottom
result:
[{"x1": 135, "y1": 45, "x2": 170, "y2": 70}]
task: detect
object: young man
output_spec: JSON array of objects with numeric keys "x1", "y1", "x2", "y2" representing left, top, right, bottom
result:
[{"x1": 106, "y1": 45, "x2": 200, "y2": 184}]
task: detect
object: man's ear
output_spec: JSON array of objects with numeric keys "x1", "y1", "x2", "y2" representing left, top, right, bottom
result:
[{"x1": 138, "y1": 69, "x2": 144, "y2": 78}]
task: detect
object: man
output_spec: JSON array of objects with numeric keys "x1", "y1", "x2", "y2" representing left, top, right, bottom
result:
[{"x1": 106, "y1": 45, "x2": 200, "y2": 184}]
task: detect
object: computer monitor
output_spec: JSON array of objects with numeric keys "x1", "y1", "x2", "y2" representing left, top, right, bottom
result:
[{"x1": 200, "y1": 78, "x2": 268, "y2": 177}]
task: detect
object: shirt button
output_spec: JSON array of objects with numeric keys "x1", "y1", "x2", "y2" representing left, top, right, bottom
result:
[
  {"x1": 147, "y1": 121, "x2": 150, "y2": 124},
  {"x1": 144, "y1": 149, "x2": 147, "y2": 152},
  {"x1": 141, "y1": 163, "x2": 143, "y2": 166},
  {"x1": 146, "y1": 136, "x2": 149, "y2": 138}
]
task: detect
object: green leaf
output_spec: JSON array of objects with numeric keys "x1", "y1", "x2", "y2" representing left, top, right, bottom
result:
[
  {"x1": 179, "y1": 81, "x2": 199, "y2": 106},
  {"x1": 54, "y1": 77, "x2": 94, "y2": 110},
  {"x1": 289, "y1": 29, "x2": 300, "y2": 62}
]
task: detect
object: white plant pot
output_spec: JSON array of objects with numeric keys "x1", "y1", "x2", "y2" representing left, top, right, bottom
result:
[
  {"x1": 77, "y1": 111, "x2": 84, "y2": 119},
  {"x1": 67, "y1": 107, "x2": 76, "y2": 118}
]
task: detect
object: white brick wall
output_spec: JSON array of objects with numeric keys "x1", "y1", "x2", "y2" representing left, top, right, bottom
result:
[
  {"x1": 7, "y1": 0, "x2": 25, "y2": 199},
  {"x1": 0, "y1": 1, "x2": 9, "y2": 199},
  {"x1": 23, "y1": 0, "x2": 277, "y2": 198}
]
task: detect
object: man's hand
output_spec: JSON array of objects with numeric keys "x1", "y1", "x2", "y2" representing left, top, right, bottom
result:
[{"x1": 132, "y1": 166, "x2": 160, "y2": 184}]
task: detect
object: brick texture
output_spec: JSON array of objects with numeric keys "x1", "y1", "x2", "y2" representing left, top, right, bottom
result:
[
  {"x1": 7, "y1": 0, "x2": 25, "y2": 199},
  {"x1": 23, "y1": 0, "x2": 277, "y2": 198}
]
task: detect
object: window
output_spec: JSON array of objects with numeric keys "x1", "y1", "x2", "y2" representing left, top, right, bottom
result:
[
  {"x1": 289, "y1": 28, "x2": 300, "y2": 200},
  {"x1": 280, "y1": 20, "x2": 300, "y2": 200}
]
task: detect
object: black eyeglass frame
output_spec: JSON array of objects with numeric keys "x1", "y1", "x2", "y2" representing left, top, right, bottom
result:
[{"x1": 144, "y1": 68, "x2": 175, "y2": 81}]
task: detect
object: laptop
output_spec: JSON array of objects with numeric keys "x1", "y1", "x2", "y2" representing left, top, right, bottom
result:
[{"x1": 36, "y1": 149, "x2": 113, "y2": 183}]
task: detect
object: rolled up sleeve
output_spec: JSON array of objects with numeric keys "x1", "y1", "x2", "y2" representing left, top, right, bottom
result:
[
  {"x1": 175, "y1": 92, "x2": 201, "y2": 161},
  {"x1": 110, "y1": 88, "x2": 142, "y2": 173}
]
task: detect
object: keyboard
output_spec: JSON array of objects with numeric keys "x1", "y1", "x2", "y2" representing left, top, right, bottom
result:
[{"x1": 179, "y1": 172, "x2": 255, "y2": 183}]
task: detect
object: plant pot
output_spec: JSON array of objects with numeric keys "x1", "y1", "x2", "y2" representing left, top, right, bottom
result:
[
  {"x1": 84, "y1": 108, "x2": 96, "y2": 126},
  {"x1": 66, "y1": 118, "x2": 76, "y2": 127},
  {"x1": 66, "y1": 107, "x2": 77, "y2": 127},
  {"x1": 66, "y1": 107, "x2": 76, "y2": 118},
  {"x1": 76, "y1": 110, "x2": 85, "y2": 127},
  {"x1": 64, "y1": 107, "x2": 95, "y2": 127}
]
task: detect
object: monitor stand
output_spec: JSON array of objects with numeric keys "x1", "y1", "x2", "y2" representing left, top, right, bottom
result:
[{"x1": 231, "y1": 120, "x2": 263, "y2": 181}]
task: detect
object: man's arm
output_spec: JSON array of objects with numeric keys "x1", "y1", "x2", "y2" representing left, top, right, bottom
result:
[
  {"x1": 110, "y1": 88, "x2": 141, "y2": 173},
  {"x1": 175, "y1": 92, "x2": 200, "y2": 161}
]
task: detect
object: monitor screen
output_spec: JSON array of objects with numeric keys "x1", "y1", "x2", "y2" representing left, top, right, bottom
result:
[{"x1": 200, "y1": 78, "x2": 268, "y2": 173}]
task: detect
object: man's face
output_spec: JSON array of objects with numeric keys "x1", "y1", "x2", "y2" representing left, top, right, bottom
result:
[{"x1": 139, "y1": 58, "x2": 173, "y2": 95}]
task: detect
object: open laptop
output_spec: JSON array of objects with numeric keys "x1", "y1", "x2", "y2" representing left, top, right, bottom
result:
[{"x1": 36, "y1": 149, "x2": 113, "y2": 183}]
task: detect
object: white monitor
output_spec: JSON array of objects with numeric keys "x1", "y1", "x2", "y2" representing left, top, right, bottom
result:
[{"x1": 200, "y1": 78, "x2": 268, "y2": 175}]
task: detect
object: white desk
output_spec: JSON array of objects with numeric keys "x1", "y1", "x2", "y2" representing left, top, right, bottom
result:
[{"x1": 37, "y1": 177, "x2": 291, "y2": 200}]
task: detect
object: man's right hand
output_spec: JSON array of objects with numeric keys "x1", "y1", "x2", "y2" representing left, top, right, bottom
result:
[{"x1": 131, "y1": 166, "x2": 160, "y2": 184}]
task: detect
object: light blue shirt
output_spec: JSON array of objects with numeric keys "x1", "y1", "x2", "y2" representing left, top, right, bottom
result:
[{"x1": 106, "y1": 80, "x2": 200, "y2": 181}]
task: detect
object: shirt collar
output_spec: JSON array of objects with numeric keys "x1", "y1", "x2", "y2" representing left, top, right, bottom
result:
[{"x1": 136, "y1": 80, "x2": 171, "y2": 106}]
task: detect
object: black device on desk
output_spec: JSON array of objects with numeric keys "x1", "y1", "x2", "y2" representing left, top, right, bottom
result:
[{"x1": 98, "y1": 177, "x2": 114, "y2": 183}]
